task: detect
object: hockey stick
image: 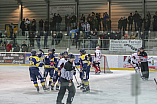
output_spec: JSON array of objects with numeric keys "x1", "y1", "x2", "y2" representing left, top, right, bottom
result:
[
  {"x1": 154, "y1": 78, "x2": 157, "y2": 85},
  {"x1": 74, "y1": 75, "x2": 81, "y2": 88}
]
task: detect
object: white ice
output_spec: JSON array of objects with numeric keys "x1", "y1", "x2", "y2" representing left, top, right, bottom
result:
[{"x1": 0, "y1": 65, "x2": 157, "y2": 104}]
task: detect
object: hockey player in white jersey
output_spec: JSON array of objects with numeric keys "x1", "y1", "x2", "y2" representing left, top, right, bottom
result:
[
  {"x1": 93, "y1": 46, "x2": 102, "y2": 74},
  {"x1": 128, "y1": 50, "x2": 141, "y2": 73}
]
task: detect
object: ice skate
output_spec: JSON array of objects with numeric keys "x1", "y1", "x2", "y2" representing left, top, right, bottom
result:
[
  {"x1": 36, "y1": 86, "x2": 39, "y2": 92},
  {"x1": 42, "y1": 85, "x2": 49, "y2": 91}
]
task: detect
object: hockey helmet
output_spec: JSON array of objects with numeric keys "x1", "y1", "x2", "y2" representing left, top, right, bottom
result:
[
  {"x1": 60, "y1": 53, "x2": 64, "y2": 56},
  {"x1": 63, "y1": 51, "x2": 68, "y2": 55},
  {"x1": 80, "y1": 49, "x2": 86, "y2": 54},
  {"x1": 68, "y1": 54, "x2": 75, "y2": 60},
  {"x1": 31, "y1": 51, "x2": 36, "y2": 56}
]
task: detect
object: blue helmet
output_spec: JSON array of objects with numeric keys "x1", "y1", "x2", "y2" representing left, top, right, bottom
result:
[
  {"x1": 31, "y1": 51, "x2": 36, "y2": 56},
  {"x1": 80, "y1": 49, "x2": 86, "y2": 54},
  {"x1": 68, "y1": 54, "x2": 75, "y2": 59},
  {"x1": 60, "y1": 53, "x2": 64, "y2": 56},
  {"x1": 63, "y1": 51, "x2": 68, "y2": 55}
]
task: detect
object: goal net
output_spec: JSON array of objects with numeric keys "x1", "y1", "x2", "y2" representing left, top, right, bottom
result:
[{"x1": 91, "y1": 55, "x2": 113, "y2": 73}]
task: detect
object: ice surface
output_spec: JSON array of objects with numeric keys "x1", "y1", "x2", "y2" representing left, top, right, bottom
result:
[{"x1": 0, "y1": 65, "x2": 157, "y2": 104}]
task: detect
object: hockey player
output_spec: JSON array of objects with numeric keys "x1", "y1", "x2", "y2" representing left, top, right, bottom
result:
[
  {"x1": 43, "y1": 49, "x2": 57, "y2": 90},
  {"x1": 93, "y1": 46, "x2": 102, "y2": 74},
  {"x1": 139, "y1": 48, "x2": 149, "y2": 80},
  {"x1": 29, "y1": 51, "x2": 49, "y2": 92},
  {"x1": 77, "y1": 49, "x2": 90, "y2": 92},
  {"x1": 56, "y1": 54, "x2": 76, "y2": 104},
  {"x1": 87, "y1": 54, "x2": 92, "y2": 80},
  {"x1": 52, "y1": 53, "x2": 64, "y2": 90},
  {"x1": 128, "y1": 50, "x2": 141, "y2": 73}
]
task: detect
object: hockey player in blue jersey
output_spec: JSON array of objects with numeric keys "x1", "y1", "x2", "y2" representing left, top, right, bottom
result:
[
  {"x1": 76, "y1": 49, "x2": 90, "y2": 92},
  {"x1": 29, "y1": 51, "x2": 49, "y2": 92},
  {"x1": 52, "y1": 53, "x2": 64, "y2": 90},
  {"x1": 43, "y1": 49, "x2": 58, "y2": 90}
]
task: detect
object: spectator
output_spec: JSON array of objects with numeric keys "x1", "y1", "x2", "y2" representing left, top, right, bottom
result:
[
  {"x1": 153, "y1": 11, "x2": 157, "y2": 31},
  {"x1": 6, "y1": 41, "x2": 12, "y2": 52},
  {"x1": 25, "y1": 18, "x2": 30, "y2": 38},
  {"x1": 103, "y1": 12, "x2": 109, "y2": 31},
  {"x1": 106, "y1": 18, "x2": 111, "y2": 32},
  {"x1": 128, "y1": 13, "x2": 133, "y2": 31},
  {"x1": 66, "y1": 15, "x2": 71, "y2": 35},
  {"x1": 29, "y1": 22, "x2": 36, "y2": 47},
  {"x1": 93, "y1": 17, "x2": 98, "y2": 31},
  {"x1": 50, "y1": 18, "x2": 56, "y2": 32},
  {"x1": 0, "y1": 41, "x2": 5, "y2": 47},
  {"x1": 85, "y1": 22, "x2": 90, "y2": 39},
  {"x1": 130, "y1": 32, "x2": 135, "y2": 39},
  {"x1": 65, "y1": 14, "x2": 69, "y2": 30},
  {"x1": 91, "y1": 31, "x2": 97, "y2": 48},
  {"x1": 138, "y1": 16, "x2": 143, "y2": 32},
  {"x1": 96, "y1": 13, "x2": 101, "y2": 31},
  {"x1": 71, "y1": 13, "x2": 77, "y2": 28},
  {"x1": 146, "y1": 11, "x2": 151, "y2": 21},
  {"x1": 140, "y1": 32, "x2": 145, "y2": 48},
  {"x1": 53, "y1": 13, "x2": 57, "y2": 30},
  {"x1": 133, "y1": 11, "x2": 140, "y2": 31},
  {"x1": 69, "y1": 28, "x2": 79, "y2": 45},
  {"x1": 118, "y1": 17, "x2": 123, "y2": 32},
  {"x1": 44, "y1": 31, "x2": 48, "y2": 49},
  {"x1": 12, "y1": 33, "x2": 16, "y2": 47},
  {"x1": 56, "y1": 31, "x2": 63, "y2": 45},
  {"x1": 39, "y1": 19, "x2": 44, "y2": 36},
  {"x1": 9, "y1": 23, "x2": 14, "y2": 38},
  {"x1": 21, "y1": 41, "x2": 28, "y2": 52},
  {"x1": 75, "y1": 31, "x2": 80, "y2": 50},
  {"x1": 122, "y1": 17, "x2": 127, "y2": 36},
  {"x1": 80, "y1": 14, "x2": 85, "y2": 23},
  {"x1": 13, "y1": 44, "x2": 20, "y2": 52},
  {"x1": 36, "y1": 34, "x2": 40, "y2": 49},
  {"x1": 56, "y1": 14, "x2": 62, "y2": 31},
  {"x1": 144, "y1": 16, "x2": 150, "y2": 39},
  {"x1": 20, "y1": 19, "x2": 26, "y2": 36},
  {"x1": 44, "y1": 19, "x2": 49, "y2": 31}
]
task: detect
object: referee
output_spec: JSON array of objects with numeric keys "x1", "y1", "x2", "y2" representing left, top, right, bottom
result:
[
  {"x1": 139, "y1": 48, "x2": 149, "y2": 80},
  {"x1": 56, "y1": 54, "x2": 76, "y2": 104}
]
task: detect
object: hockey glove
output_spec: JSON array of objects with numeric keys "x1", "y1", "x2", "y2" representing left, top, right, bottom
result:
[
  {"x1": 73, "y1": 70, "x2": 76, "y2": 75},
  {"x1": 38, "y1": 53, "x2": 42, "y2": 58}
]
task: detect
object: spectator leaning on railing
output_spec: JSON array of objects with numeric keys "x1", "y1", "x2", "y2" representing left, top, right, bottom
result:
[{"x1": 21, "y1": 41, "x2": 28, "y2": 52}]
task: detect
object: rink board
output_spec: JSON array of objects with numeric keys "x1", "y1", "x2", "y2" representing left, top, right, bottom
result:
[{"x1": 0, "y1": 52, "x2": 157, "y2": 71}]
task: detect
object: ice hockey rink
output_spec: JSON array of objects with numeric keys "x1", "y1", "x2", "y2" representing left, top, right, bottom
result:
[{"x1": 0, "y1": 65, "x2": 157, "y2": 104}]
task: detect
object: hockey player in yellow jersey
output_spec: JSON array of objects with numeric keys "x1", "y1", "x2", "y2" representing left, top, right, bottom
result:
[{"x1": 29, "y1": 51, "x2": 49, "y2": 92}]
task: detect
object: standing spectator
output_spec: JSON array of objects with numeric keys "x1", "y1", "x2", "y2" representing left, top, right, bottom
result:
[
  {"x1": 91, "y1": 31, "x2": 97, "y2": 48},
  {"x1": 56, "y1": 14, "x2": 62, "y2": 32},
  {"x1": 85, "y1": 22, "x2": 90, "y2": 39},
  {"x1": 96, "y1": 13, "x2": 101, "y2": 31},
  {"x1": 93, "y1": 17, "x2": 98, "y2": 31},
  {"x1": 36, "y1": 34, "x2": 40, "y2": 49},
  {"x1": 9, "y1": 23, "x2": 14, "y2": 38},
  {"x1": 21, "y1": 41, "x2": 28, "y2": 52},
  {"x1": 144, "y1": 16, "x2": 150, "y2": 39},
  {"x1": 30, "y1": 22, "x2": 36, "y2": 47},
  {"x1": 66, "y1": 16, "x2": 71, "y2": 35},
  {"x1": 50, "y1": 18, "x2": 55, "y2": 32},
  {"x1": 138, "y1": 16, "x2": 143, "y2": 32},
  {"x1": 44, "y1": 31, "x2": 48, "y2": 49},
  {"x1": 80, "y1": 14, "x2": 85, "y2": 23},
  {"x1": 69, "y1": 28, "x2": 79, "y2": 45},
  {"x1": 27, "y1": 44, "x2": 32, "y2": 52},
  {"x1": 140, "y1": 32, "x2": 145, "y2": 48},
  {"x1": 12, "y1": 33, "x2": 16, "y2": 47},
  {"x1": 128, "y1": 13, "x2": 133, "y2": 31},
  {"x1": 118, "y1": 17, "x2": 123, "y2": 32},
  {"x1": 71, "y1": 13, "x2": 77, "y2": 28},
  {"x1": 122, "y1": 17, "x2": 127, "y2": 36},
  {"x1": 146, "y1": 11, "x2": 151, "y2": 21},
  {"x1": 53, "y1": 13, "x2": 57, "y2": 31},
  {"x1": 6, "y1": 41, "x2": 12, "y2": 52},
  {"x1": 39, "y1": 19, "x2": 44, "y2": 36},
  {"x1": 20, "y1": 19, "x2": 26, "y2": 36},
  {"x1": 103, "y1": 12, "x2": 109, "y2": 31},
  {"x1": 75, "y1": 31, "x2": 80, "y2": 50},
  {"x1": 153, "y1": 11, "x2": 157, "y2": 31},
  {"x1": 44, "y1": 19, "x2": 49, "y2": 32},
  {"x1": 25, "y1": 18, "x2": 30, "y2": 38},
  {"x1": 133, "y1": 11, "x2": 140, "y2": 31},
  {"x1": 65, "y1": 14, "x2": 69, "y2": 30},
  {"x1": 106, "y1": 18, "x2": 111, "y2": 32}
]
